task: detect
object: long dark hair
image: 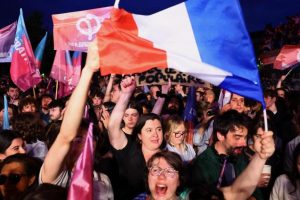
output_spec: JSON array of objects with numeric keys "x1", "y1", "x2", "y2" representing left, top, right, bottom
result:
[
  {"x1": 287, "y1": 143, "x2": 300, "y2": 194},
  {"x1": 0, "y1": 130, "x2": 23, "y2": 154}
]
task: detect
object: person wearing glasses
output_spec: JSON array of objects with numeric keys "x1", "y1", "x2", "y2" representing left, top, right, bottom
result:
[
  {"x1": 134, "y1": 150, "x2": 184, "y2": 200},
  {"x1": 0, "y1": 154, "x2": 41, "y2": 200},
  {"x1": 164, "y1": 115, "x2": 196, "y2": 163}
]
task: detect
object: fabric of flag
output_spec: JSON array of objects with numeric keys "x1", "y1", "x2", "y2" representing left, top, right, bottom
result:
[
  {"x1": 218, "y1": 89, "x2": 232, "y2": 110},
  {"x1": 183, "y1": 87, "x2": 197, "y2": 144},
  {"x1": 2, "y1": 95, "x2": 10, "y2": 130},
  {"x1": 68, "y1": 123, "x2": 94, "y2": 200},
  {"x1": 52, "y1": 7, "x2": 113, "y2": 52},
  {"x1": 57, "y1": 81, "x2": 73, "y2": 99},
  {"x1": 69, "y1": 51, "x2": 82, "y2": 86},
  {"x1": 51, "y1": 50, "x2": 81, "y2": 98},
  {"x1": 34, "y1": 32, "x2": 48, "y2": 69},
  {"x1": 94, "y1": 0, "x2": 265, "y2": 107},
  {"x1": 10, "y1": 9, "x2": 41, "y2": 91},
  {"x1": 273, "y1": 45, "x2": 300, "y2": 70},
  {"x1": 0, "y1": 22, "x2": 17, "y2": 63},
  {"x1": 50, "y1": 50, "x2": 73, "y2": 84}
]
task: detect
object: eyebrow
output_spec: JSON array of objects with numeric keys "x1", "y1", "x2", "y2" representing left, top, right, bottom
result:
[{"x1": 233, "y1": 133, "x2": 246, "y2": 137}]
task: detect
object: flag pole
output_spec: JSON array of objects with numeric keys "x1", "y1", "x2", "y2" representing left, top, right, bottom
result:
[
  {"x1": 285, "y1": 67, "x2": 294, "y2": 78},
  {"x1": 263, "y1": 109, "x2": 268, "y2": 132},
  {"x1": 55, "y1": 80, "x2": 58, "y2": 100},
  {"x1": 114, "y1": 0, "x2": 120, "y2": 8}
]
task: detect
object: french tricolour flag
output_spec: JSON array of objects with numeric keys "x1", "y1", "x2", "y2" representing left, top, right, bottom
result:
[{"x1": 96, "y1": 0, "x2": 265, "y2": 106}]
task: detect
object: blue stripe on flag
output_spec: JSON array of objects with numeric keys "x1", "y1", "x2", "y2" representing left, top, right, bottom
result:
[{"x1": 185, "y1": 0, "x2": 265, "y2": 107}]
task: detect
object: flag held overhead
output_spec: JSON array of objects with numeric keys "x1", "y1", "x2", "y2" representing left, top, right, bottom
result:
[
  {"x1": 10, "y1": 9, "x2": 41, "y2": 91},
  {"x1": 95, "y1": 0, "x2": 265, "y2": 107},
  {"x1": 0, "y1": 22, "x2": 17, "y2": 63}
]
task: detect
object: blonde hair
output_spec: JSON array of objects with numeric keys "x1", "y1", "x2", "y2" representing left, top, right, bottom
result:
[{"x1": 164, "y1": 115, "x2": 186, "y2": 142}]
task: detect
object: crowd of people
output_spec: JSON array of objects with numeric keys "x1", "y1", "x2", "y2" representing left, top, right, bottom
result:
[
  {"x1": 0, "y1": 39, "x2": 299, "y2": 200},
  {"x1": 259, "y1": 14, "x2": 300, "y2": 54}
]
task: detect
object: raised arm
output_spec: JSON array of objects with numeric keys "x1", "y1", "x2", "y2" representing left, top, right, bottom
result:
[
  {"x1": 103, "y1": 74, "x2": 115, "y2": 102},
  {"x1": 221, "y1": 131, "x2": 275, "y2": 200},
  {"x1": 151, "y1": 79, "x2": 171, "y2": 115},
  {"x1": 108, "y1": 76, "x2": 136, "y2": 149},
  {"x1": 276, "y1": 75, "x2": 286, "y2": 89},
  {"x1": 41, "y1": 40, "x2": 100, "y2": 183}
]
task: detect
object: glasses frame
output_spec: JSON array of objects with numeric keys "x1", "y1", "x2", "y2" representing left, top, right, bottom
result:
[
  {"x1": 173, "y1": 131, "x2": 186, "y2": 138},
  {"x1": 149, "y1": 166, "x2": 178, "y2": 178}
]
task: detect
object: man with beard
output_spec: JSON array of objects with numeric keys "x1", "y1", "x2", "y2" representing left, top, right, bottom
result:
[{"x1": 189, "y1": 110, "x2": 250, "y2": 188}]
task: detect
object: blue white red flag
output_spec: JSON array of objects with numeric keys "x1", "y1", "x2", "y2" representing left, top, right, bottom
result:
[
  {"x1": 34, "y1": 32, "x2": 48, "y2": 69},
  {"x1": 94, "y1": 0, "x2": 265, "y2": 107},
  {"x1": 10, "y1": 9, "x2": 41, "y2": 91},
  {"x1": 0, "y1": 22, "x2": 17, "y2": 63}
]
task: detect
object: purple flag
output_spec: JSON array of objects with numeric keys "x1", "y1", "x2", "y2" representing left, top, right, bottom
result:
[
  {"x1": 34, "y1": 32, "x2": 48, "y2": 69},
  {"x1": 0, "y1": 22, "x2": 17, "y2": 63},
  {"x1": 68, "y1": 123, "x2": 94, "y2": 200}
]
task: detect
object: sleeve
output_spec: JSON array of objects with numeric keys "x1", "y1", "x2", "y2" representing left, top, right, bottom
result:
[{"x1": 270, "y1": 175, "x2": 283, "y2": 200}]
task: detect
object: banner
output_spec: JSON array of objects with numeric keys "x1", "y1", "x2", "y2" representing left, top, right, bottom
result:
[
  {"x1": 52, "y1": 7, "x2": 112, "y2": 52},
  {"x1": 134, "y1": 68, "x2": 206, "y2": 87},
  {"x1": 0, "y1": 22, "x2": 17, "y2": 63}
]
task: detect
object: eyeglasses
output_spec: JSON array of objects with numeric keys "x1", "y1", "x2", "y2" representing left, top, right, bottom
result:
[
  {"x1": 149, "y1": 166, "x2": 178, "y2": 178},
  {"x1": 173, "y1": 131, "x2": 186, "y2": 138},
  {"x1": 0, "y1": 174, "x2": 26, "y2": 185}
]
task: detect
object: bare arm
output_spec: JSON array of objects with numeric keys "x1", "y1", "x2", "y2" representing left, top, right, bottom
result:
[
  {"x1": 276, "y1": 75, "x2": 286, "y2": 89},
  {"x1": 221, "y1": 131, "x2": 275, "y2": 200},
  {"x1": 151, "y1": 79, "x2": 171, "y2": 115},
  {"x1": 103, "y1": 74, "x2": 115, "y2": 102},
  {"x1": 107, "y1": 76, "x2": 136, "y2": 149},
  {"x1": 41, "y1": 40, "x2": 99, "y2": 183}
]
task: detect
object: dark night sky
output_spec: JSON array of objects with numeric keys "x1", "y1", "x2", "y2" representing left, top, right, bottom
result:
[{"x1": 1, "y1": 0, "x2": 300, "y2": 32}]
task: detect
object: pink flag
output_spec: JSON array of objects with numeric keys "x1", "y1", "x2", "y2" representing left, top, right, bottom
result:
[
  {"x1": 68, "y1": 123, "x2": 94, "y2": 200},
  {"x1": 10, "y1": 9, "x2": 41, "y2": 91},
  {"x1": 0, "y1": 22, "x2": 17, "y2": 63},
  {"x1": 52, "y1": 7, "x2": 112, "y2": 52},
  {"x1": 69, "y1": 51, "x2": 82, "y2": 86},
  {"x1": 51, "y1": 50, "x2": 81, "y2": 98},
  {"x1": 273, "y1": 45, "x2": 300, "y2": 70},
  {"x1": 50, "y1": 50, "x2": 72, "y2": 84},
  {"x1": 57, "y1": 82, "x2": 74, "y2": 99}
]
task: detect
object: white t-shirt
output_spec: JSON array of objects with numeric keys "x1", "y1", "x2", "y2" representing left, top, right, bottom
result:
[{"x1": 270, "y1": 174, "x2": 300, "y2": 200}]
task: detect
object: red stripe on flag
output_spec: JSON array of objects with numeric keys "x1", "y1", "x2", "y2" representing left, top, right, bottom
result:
[
  {"x1": 97, "y1": 8, "x2": 168, "y2": 75},
  {"x1": 274, "y1": 45, "x2": 300, "y2": 70}
]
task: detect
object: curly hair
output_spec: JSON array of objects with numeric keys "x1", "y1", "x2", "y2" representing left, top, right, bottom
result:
[{"x1": 11, "y1": 112, "x2": 46, "y2": 144}]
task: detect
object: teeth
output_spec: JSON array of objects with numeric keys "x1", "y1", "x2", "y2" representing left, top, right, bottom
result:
[{"x1": 157, "y1": 184, "x2": 167, "y2": 188}]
